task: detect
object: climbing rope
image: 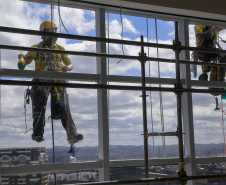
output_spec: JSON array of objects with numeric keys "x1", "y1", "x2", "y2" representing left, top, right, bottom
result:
[
  {"x1": 107, "y1": 12, "x2": 110, "y2": 121},
  {"x1": 146, "y1": 17, "x2": 155, "y2": 158},
  {"x1": 51, "y1": 4, "x2": 57, "y2": 185},
  {"x1": 23, "y1": 88, "x2": 32, "y2": 134},
  {"x1": 117, "y1": 5, "x2": 125, "y2": 64},
  {"x1": 58, "y1": 0, "x2": 69, "y2": 34},
  {"x1": 220, "y1": 96, "x2": 226, "y2": 156},
  {"x1": 212, "y1": 95, "x2": 226, "y2": 156},
  {"x1": 155, "y1": 19, "x2": 166, "y2": 157}
]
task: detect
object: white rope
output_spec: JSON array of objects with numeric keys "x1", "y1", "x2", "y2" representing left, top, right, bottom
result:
[
  {"x1": 146, "y1": 18, "x2": 155, "y2": 158},
  {"x1": 155, "y1": 19, "x2": 166, "y2": 158},
  {"x1": 117, "y1": 5, "x2": 125, "y2": 64},
  {"x1": 58, "y1": 0, "x2": 69, "y2": 34},
  {"x1": 0, "y1": 49, "x2": 2, "y2": 131},
  {"x1": 107, "y1": 12, "x2": 110, "y2": 119},
  {"x1": 50, "y1": 4, "x2": 57, "y2": 185}
]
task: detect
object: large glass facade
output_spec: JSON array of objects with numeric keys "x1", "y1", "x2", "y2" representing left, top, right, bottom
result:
[{"x1": 1, "y1": 0, "x2": 226, "y2": 185}]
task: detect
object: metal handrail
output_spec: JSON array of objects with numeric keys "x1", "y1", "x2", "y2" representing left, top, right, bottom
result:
[
  {"x1": 64, "y1": 174, "x2": 226, "y2": 185},
  {"x1": 1, "y1": 44, "x2": 226, "y2": 68},
  {"x1": 0, "y1": 26, "x2": 173, "y2": 49},
  {"x1": 1, "y1": 26, "x2": 226, "y2": 54},
  {"x1": 0, "y1": 79, "x2": 226, "y2": 94}
]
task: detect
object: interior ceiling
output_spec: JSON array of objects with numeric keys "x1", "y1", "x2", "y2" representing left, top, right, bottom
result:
[
  {"x1": 122, "y1": 0, "x2": 226, "y2": 16},
  {"x1": 79, "y1": 0, "x2": 226, "y2": 21}
]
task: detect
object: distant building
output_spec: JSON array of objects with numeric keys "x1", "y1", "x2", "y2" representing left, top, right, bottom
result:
[
  {"x1": 0, "y1": 147, "x2": 48, "y2": 185},
  {"x1": 66, "y1": 173, "x2": 81, "y2": 181},
  {"x1": 80, "y1": 171, "x2": 98, "y2": 181},
  {"x1": 48, "y1": 172, "x2": 99, "y2": 182}
]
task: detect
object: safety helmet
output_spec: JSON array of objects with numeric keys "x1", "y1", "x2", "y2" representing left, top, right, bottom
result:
[
  {"x1": 40, "y1": 20, "x2": 58, "y2": 32},
  {"x1": 40, "y1": 20, "x2": 58, "y2": 43}
]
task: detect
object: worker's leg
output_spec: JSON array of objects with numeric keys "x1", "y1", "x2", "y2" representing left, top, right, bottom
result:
[
  {"x1": 51, "y1": 88, "x2": 83, "y2": 143},
  {"x1": 31, "y1": 83, "x2": 50, "y2": 142},
  {"x1": 199, "y1": 52, "x2": 211, "y2": 81},
  {"x1": 209, "y1": 55, "x2": 224, "y2": 96}
]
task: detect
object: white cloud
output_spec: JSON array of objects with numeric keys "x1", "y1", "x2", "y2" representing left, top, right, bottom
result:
[
  {"x1": 0, "y1": 1, "x2": 48, "y2": 30},
  {"x1": 166, "y1": 21, "x2": 174, "y2": 27},
  {"x1": 108, "y1": 18, "x2": 139, "y2": 36},
  {"x1": 168, "y1": 31, "x2": 175, "y2": 37},
  {"x1": 56, "y1": 7, "x2": 95, "y2": 35},
  {"x1": 122, "y1": 18, "x2": 139, "y2": 34}
]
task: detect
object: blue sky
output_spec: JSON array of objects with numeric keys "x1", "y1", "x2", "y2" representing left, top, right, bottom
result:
[{"x1": 1, "y1": 0, "x2": 226, "y2": 159}]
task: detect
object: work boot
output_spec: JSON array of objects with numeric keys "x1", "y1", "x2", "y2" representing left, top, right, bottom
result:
[
  {"x1": 68, "y1": 133, "x2": 84, "y2": 144},
  {"x1": 198, "y1": 73, "x2": 208, "y2": 81},
  {"x1": 209, "y1": 88, "x2": 221, "y2": 96},
  {"x1": 32, "y1": 133, "x2": 44, "y2": 143}
]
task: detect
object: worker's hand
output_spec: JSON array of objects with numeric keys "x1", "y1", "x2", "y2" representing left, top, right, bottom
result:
[
  {"x1": 62, "y1": 63, "x2": 73, "y2": 72},
  {"x1": 212, "y1": 27, "x2": 219, "y2": 33},
  {"x1": 18, "y1": 54, "x2": 25, "y2": 59},
  {"x1": 62, "y1": 65, "x2": 69, "y2": 72}
]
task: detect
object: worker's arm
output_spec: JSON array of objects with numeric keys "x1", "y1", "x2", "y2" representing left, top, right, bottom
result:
[
  {"x1": 196, "y1": 27, "x2": 218, "y2": 41},
  {"x1": 59, "y1": 45, "x2": 73, "y2": 72},
  {"x1": 18, "y1": 44, "x2": 38, "y2": 66},
  {"x1": 196, "y1": 27, "x2": 218, "y2": 40}
]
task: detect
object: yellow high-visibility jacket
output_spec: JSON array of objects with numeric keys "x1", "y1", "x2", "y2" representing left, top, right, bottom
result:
[
  {"x1": 26, "y1": 41, "x2": 72, "y2": 72},
  {"x1": 194, "y1": 25, "x2": 222, "y2": 46}
]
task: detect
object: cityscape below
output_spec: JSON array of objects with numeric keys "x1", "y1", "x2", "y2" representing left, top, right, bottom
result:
[{"x1": 1, "y1": 144, "x2": 226, "y2": 185}]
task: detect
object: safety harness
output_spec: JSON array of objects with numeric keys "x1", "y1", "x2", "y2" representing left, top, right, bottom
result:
[{"x1": 23, "y1": 42, "x2": 64, "y2": 133}]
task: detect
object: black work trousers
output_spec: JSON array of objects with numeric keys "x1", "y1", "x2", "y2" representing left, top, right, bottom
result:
[{"x1": 31, "y1": 79, "x2": 78, "y2": 141}]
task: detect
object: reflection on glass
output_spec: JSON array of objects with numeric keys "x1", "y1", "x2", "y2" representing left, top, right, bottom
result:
[
  {"x1": 196, "y1": 163, "x2": 226, "y2": 184},
  {"x1": 111, "y1": 166, "x2": 180, "y2": 184},
  {"x1": 18, "y1": 155, "x2": 27, "y2": 165},
  {"x1": 0, "y1": 147, "x2": 47, "y2": 166},
  {"x1": 50, "y1": 170, "x2": 99, "y2": 184}
]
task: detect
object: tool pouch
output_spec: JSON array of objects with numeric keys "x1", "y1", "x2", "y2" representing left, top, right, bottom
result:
[{"x1": 51, "y1": 88, "x2": 69, "y2": 119}]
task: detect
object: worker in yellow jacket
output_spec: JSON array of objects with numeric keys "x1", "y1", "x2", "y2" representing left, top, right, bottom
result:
[{"x1": 18, "y1": 20, "x2": 83, "y2": 143}]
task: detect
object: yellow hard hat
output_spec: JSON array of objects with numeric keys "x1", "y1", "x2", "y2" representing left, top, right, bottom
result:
[{"x1": 40, "y1": 20, "x2": 58, "y2": 32}]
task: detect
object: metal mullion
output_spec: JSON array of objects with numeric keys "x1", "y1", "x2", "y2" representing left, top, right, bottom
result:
[
  {"x1": 0, "y1": 44, "x2": 175, "y2": 63},
  {"x1": 2, "y1": 44, "x2": 226, "y2": 69},
  {"x1": 60, "y1": 177, "x2": 181, "y2": 185},
  {"x1": 2, "y1": 156, "x2": 226, "y2": 176},
  {"x1": 107, "y1": 75, "x2": 183, "y2": 85},
  {"x1": 0, "y1": 44, "x2": 137, "y2": 60},
  {"x1": 0, "y1": 69, "x2": 181, "y2": 85},
  {"x1": 0, "y1": 26, "x2": 174, "y2": 49},
  {"x1": 139, "y1": 36, "x2": 149, "y2": 179},
  {"x1": 179, "y1": 60, "x2": 226, "y2": 68},
  {"x1": 174, "y1": 22, "x2": 186, "y2": 183},
  {"x1": 52, "y1": 174, "x2": 226, "y2": 185},
  {"x1": 181, "y1": 45, "x2": 226, "y2": 54},
  {"x1": 0, "y1": 79, "x2": 178, "y2": 92},
  {"x1": 96, "y1": 8, "x2": 110, "y2": 181},
  {"x1": 179, "y1": 19, "x2": 197, "y2": 185},
  {"x1": 2, "y1": 79, "x2": 226, "y2": 95},
  {"x1": 190, "y1": 80, "x2": 226, "y2": 88},
  {"x1": 1, "y1": 161, "x2": 102, "y2": 176},
  {"x1": 0, "y1": 69, "x2": 100, "y2": 82},
  {"x1": 3, "y1": 26, "x2": 226, "y2": 54}
]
